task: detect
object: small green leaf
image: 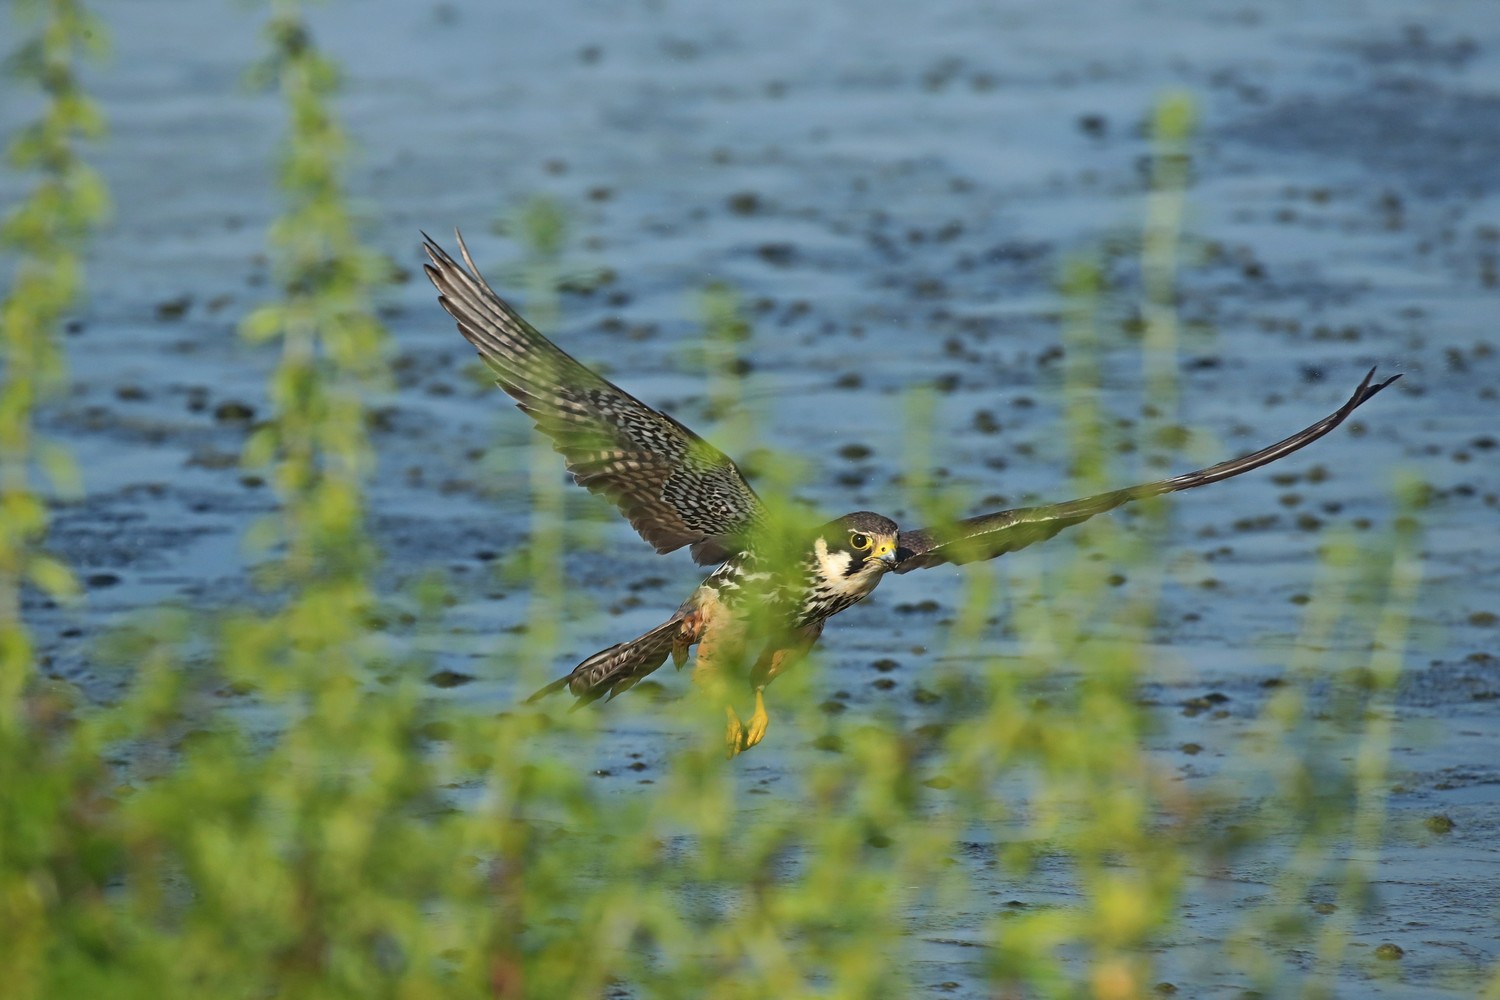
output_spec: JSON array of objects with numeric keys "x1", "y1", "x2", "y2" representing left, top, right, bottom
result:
[
  {"x1": 37, "y1": 440, "x2": 83, "y2": 497},
  {"x1": 27, "y1": 554, "x2": 80, "y2": 600},
  {"x1": 241, "y1": 305, "x2": 285, "y2": 343}
]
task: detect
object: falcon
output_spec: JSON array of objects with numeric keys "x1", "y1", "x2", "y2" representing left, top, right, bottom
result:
[{"x1": 423, "y1": 232, "x2": 1399, "y2": 757}]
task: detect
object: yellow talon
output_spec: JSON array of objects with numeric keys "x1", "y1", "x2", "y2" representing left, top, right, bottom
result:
[
  {"x1": 743, "y1": 689, "x2": 769, "y2": 750},
  {"x1": 724, "y1": 691, "x2": 770, "y2": 758},
  {"x1": 725, "y1": 704, "x2": 745, "y2": 758}
]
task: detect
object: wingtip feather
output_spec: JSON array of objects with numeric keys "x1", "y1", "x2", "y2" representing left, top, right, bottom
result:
[{"x1": 1352, "y1": 367, "x2": 1402, "y2": 409}]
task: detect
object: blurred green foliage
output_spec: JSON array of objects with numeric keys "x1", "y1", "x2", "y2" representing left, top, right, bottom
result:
[
  {"x1": 0, "y1": 3, "x2": 1465, "y2": 997},
  {"x1": 1, "y1": 2, "x2": 109, "y2": 995},
  {"x1": 1, "y1": 0, "x2": 107, "y2": 703}
]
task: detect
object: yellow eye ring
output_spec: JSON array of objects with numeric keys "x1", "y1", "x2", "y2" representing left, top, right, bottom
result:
[{"x1": 850, "y1": 532, "x2": 871, "y2": 550}]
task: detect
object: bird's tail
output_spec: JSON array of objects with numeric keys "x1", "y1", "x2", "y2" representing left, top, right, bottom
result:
[{"x1": 527, "y1": 615, "x2": 685, "y2": 706}]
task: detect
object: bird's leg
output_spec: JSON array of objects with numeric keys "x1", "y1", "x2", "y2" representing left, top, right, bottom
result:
[
  {"x1": 730, "y1": 624, "x2": 825, "y2": 756},
  {"x1": 732, "y1": 652, "x2": 792, "y2": 755},
  {"x1": 725, "y1": 703, "x2": 747, "y2": 757},
  {"x1": 691, "y1": 657, "x2": 742, "y2": 751},
  {"x1": 685, "y1": 606, "x2": 757, "y2": 757},
  {"x1": 741, "y1": 688, "x2": 770, "y2": 751},
  {"x1": 699, "y1": 658, "x2": 746, "y2": 756}
]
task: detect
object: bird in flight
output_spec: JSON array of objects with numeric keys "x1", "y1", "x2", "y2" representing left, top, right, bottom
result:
[{"x1": 423, "y1": 232, "x2": 1399, "y2": 757}]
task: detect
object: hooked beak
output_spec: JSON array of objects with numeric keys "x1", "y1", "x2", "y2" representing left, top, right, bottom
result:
[{"x1": 873, "y1": 538, "x2": 898, "y2": 568}]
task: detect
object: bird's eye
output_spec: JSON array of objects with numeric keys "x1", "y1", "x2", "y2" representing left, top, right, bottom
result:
[{"x1": 850, "y1": 533, "x2": 871, "y2": 550}]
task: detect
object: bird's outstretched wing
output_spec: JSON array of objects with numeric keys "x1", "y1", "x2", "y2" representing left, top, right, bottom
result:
[
  {"x1": 894, "y1": 368, "x2": 1400, "y2": 573},
  {"x1": 423, "y1": 232, "x2": 766, "y2": 565}
]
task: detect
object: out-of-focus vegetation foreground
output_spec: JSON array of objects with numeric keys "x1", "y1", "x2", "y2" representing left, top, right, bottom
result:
[{"x1": 3, "y1": 0, "x2": 1498, "y2": 997}]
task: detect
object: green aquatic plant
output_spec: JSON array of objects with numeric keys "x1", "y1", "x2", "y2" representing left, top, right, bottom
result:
[
  {"x1": 0, "y1": 1, "x2": 110, "y2": 993},
  {"x1": 99, "y1": 3, "x2": 444, "y2": 995},
  {"x1": 1222, "y1": 484, "x2": 1427, "y2": 999},
  {"x1": 0, "y1": 0, "x2": 108, "y2": 725}
]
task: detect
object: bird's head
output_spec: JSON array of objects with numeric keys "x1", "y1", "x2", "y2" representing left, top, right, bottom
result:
[{"x1": 813, "y1": 511, "x2": 900, "y2": 580}]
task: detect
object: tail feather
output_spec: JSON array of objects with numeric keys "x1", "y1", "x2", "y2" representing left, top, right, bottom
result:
[
  {"x1": 526, "y1": 616, "x2": 685, "y2": 706},
  {"x1": 525, "y1": 673, "x2": 574, "y2": 703}
]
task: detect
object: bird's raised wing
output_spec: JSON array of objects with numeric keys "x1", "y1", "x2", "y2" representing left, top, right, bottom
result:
[
  {"x1": 894, "y1": 368, "x2": 1400, "y2": 573},
  {"x1": 424, "y1": 232, "x2": 765, "y2": 565}
]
